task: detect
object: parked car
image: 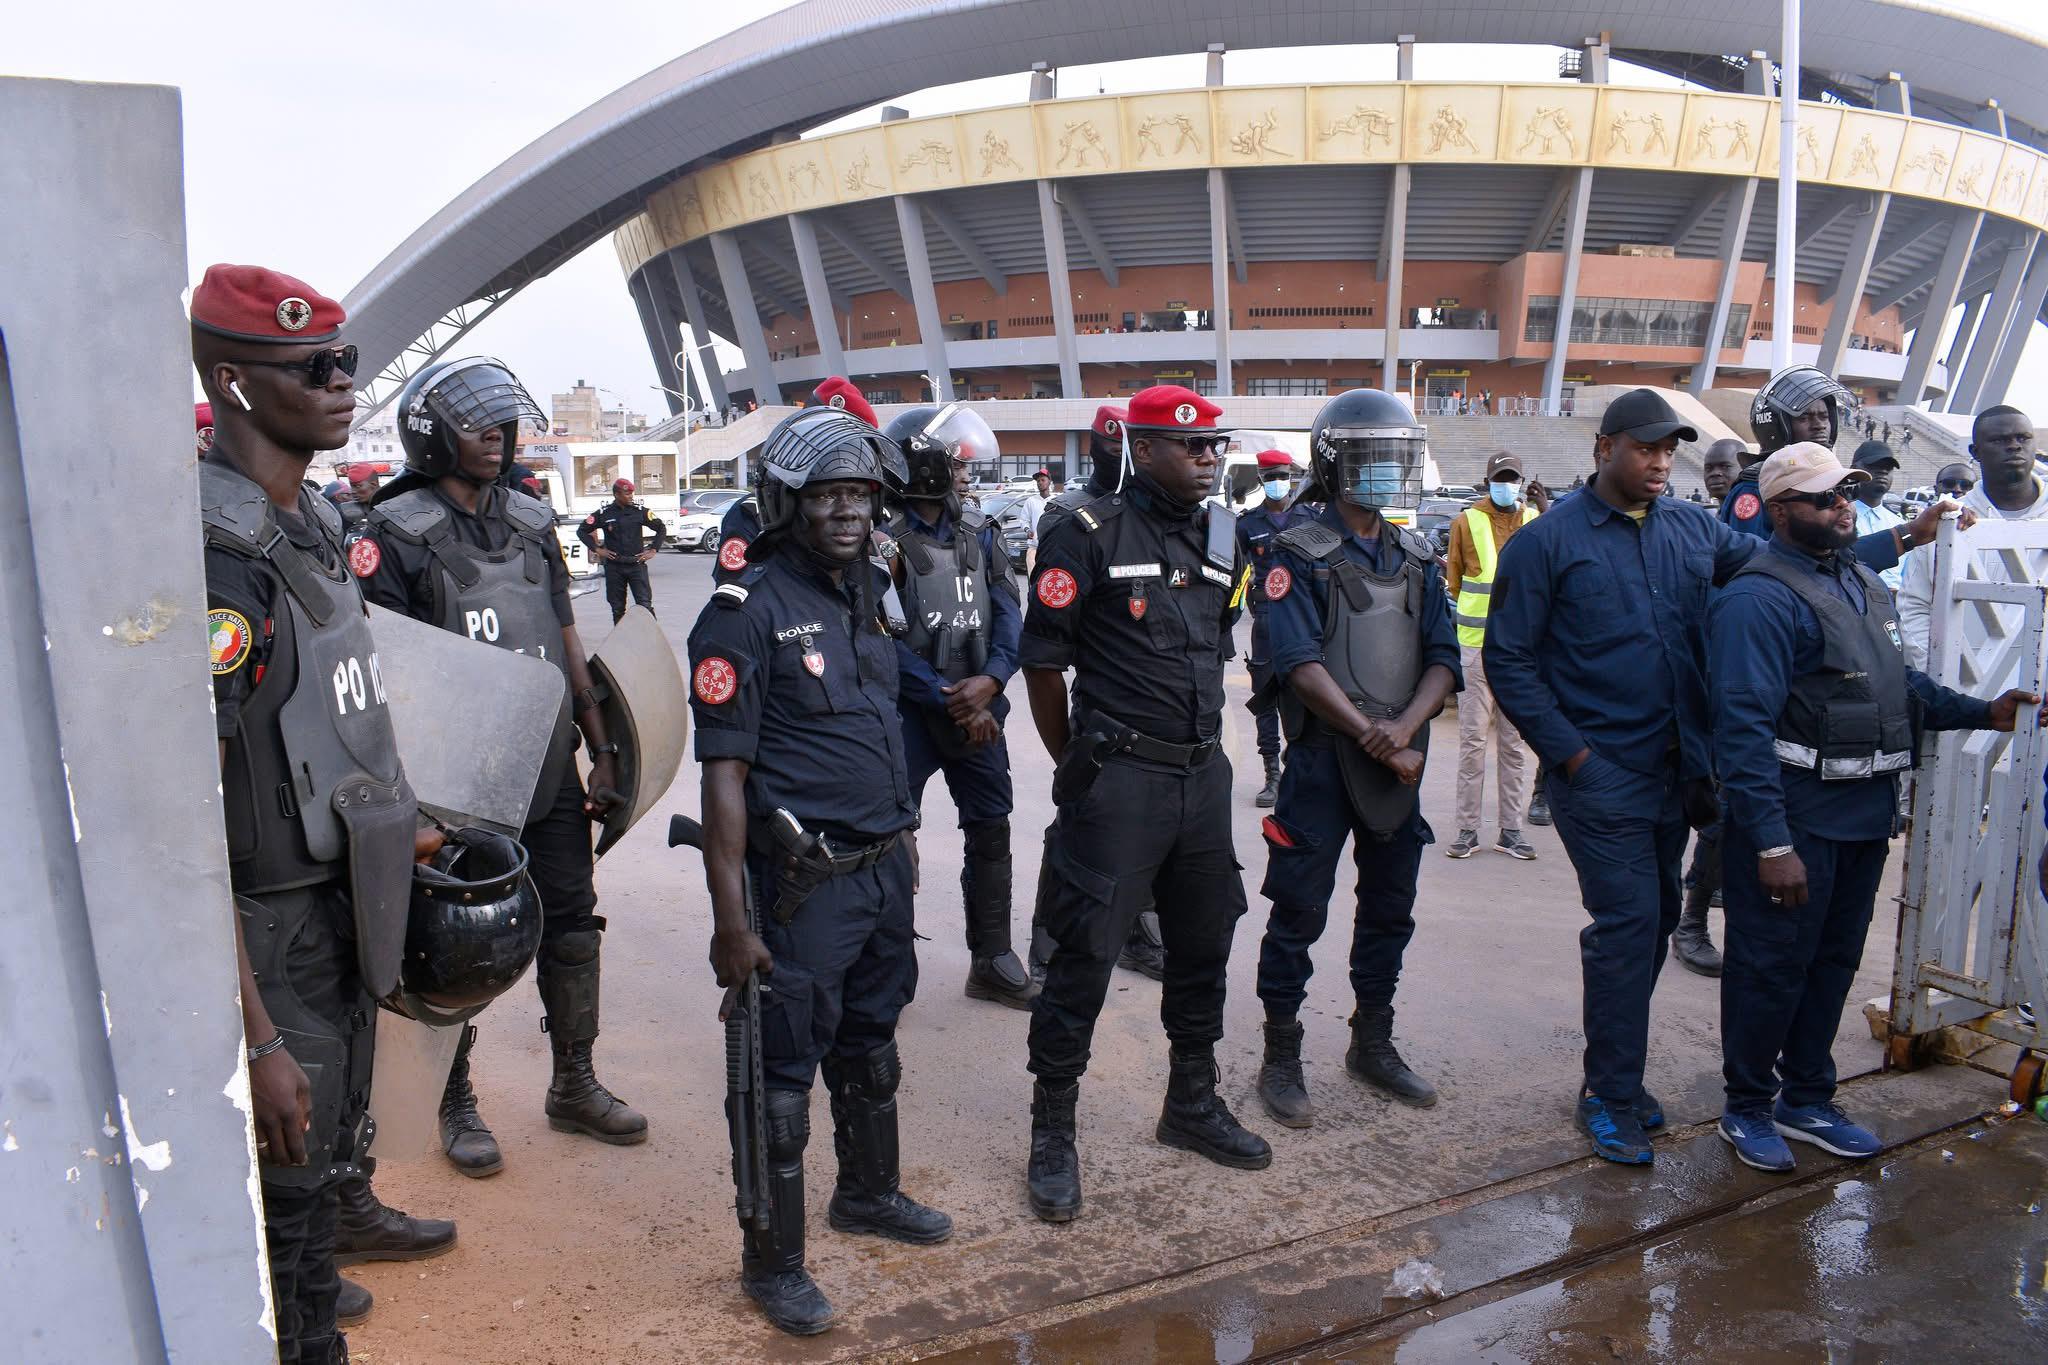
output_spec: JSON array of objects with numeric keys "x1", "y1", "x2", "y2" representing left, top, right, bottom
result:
[
  {"x1": 1414, "y1": 496, "x2": 1467, "y2": 560},
  {"x1": 979, "y1": 489, "x2": 1038, "y2": 574},
  {"x1": 666, "y1": 489, "x2": 743, "y2": 552}
]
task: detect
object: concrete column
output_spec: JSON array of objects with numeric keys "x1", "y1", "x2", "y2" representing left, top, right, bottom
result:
[
  {"x1": 1380, "y1": 166, "x2": 1409, "y2": 392},
  {"x1": 787, "y1": 212, "x2": 846, "y2": 378},
  {"x1": 664, "y1": 247, "x2": 730, "y2": 410},
  {"x1": 1936, "y1": 293, "x2": 1983, "y2": 408},
  {"x1": 1899, "y1": 211, "x2": 1984, "y2": 405},
  {"x1": 642, "y1": 264, "x2": 695, "y2": 411},
  {"x1": 626, "y1": 269, "x2": 680, "y2": 415},
  {"x1": 1949, "y1": 234, "x2": 2035, "y2": 413},
  {"x1": 1029, "y1": 65, "x2": 1082, "y2": 400},
  {"x1": 1981, "y1": 244, "x2": 2048, "y2": 409},
  {"x1": 1817, "y1": 195, "x2": 1890, "y2": 375},
  {"x1": 893, "y1": 195, "x2": 954, "y2": 402},
  {"x1": 1689, "y1": 177, "x2": 1760, "y2": 397},
  {"x1": 708, "y1": 230, "x2": 780, "y2": 405},
  {"x1": 1542, "y1": 168, "x2": 1595, "y2": 414},
  {"x1": 1206, "y1": 44, "x2": 1230, "y2": 395}
]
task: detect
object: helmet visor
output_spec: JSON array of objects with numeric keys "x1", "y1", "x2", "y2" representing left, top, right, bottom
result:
[
  {"x1": 1329, "y1": 436, "x2": 1425, "y2": 509},
  {"x1": 424, "y1": 357, "x2": 546, "y2": 435},
  {"x1": 921, "y1": 403, "x2": 1000, "y2": 470}
]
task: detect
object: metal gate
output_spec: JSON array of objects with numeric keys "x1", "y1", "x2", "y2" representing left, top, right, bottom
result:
[{"x1": 1890, "y1": 515, "x2": 2048, "y2": 1055}]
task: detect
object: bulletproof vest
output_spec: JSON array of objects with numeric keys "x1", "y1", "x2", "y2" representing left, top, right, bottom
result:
[
  {"x1": 201, "y1": 460, "x2": 416, "y2": 997},
  {"x1": 1276, "y1": 520, "x2": 1431, "y2": 717},
  {"x1": 890, "y1": 512, "x2": 990, "y2": 682},
  {"x1": 1736, "y1": 553, "x2": 1916, "y2": 780},
  {"x1": 335, "y1": 497, "x2": 369, "y2": 530}
]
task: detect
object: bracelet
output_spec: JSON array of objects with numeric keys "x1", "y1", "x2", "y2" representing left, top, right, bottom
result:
[
  {"x1": 247, "y1": 1033, "x2": 287, "y2": 1062},
  {"x1": 1758, "y1": 845, "x2": 1796, "y2": 859},
  {"x1": 587, "y1": 740, "x2": 620, "y2": 760}
]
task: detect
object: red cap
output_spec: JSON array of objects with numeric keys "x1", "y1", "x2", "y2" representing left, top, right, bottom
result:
[
  {"x1": 1034, "y1": 467, "x2": 1052, "y2": 479},
  {"x1": 342, "y1": 463, "x2": 378, "y2": 482},
  {"x1": 1091, "y1": 404, "x2": 1128, "y2": 441},
  {"x1": 190, "y1": 264, "x2": 345, "y2": 345},
  {"x1": 1124, "y1": 385, "x2": 1226, "y2": 434},
  {"x1": 1255, "y1": 448, "x2": 1293, "y2": 470},
  {"x1": 613, "y1": 478, "x2": 635, "y2": 493},
  {"x1": 194, "y1": 403, "x2": 215, "y2": 454},
  {"x1": 813, "y1": 376, "x2": 877, "y2": 427}
]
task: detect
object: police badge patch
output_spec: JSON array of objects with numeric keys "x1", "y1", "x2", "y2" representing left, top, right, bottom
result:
[
  {"x1": 1036, "y1": 567, "x2": 1078, "y2": 608},
  {"x1": 208, "y1": 608, "x2": 253, "y2": 675},
  {"x1": 718, "y1": 538, "x2": 749, "y2": 572},
  {"x1": 1265, "y1": 566, "x2": 1293, "y2": 601},
  {"x1": 347, "y1": 537, "x2": 382, "y2": 578},
  {"x1": 1731, "y1": 492, "x2": 1761, "y2": 522},
  {"x1": 693, "y1": 657, "x2": 738, "y2": 704},
  {"x1": 803, "y1": 649, "x2": 826, "y2": 677}
]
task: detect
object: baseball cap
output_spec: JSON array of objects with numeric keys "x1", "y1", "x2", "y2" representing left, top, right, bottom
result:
[
  {"x1": 1597, "y1": 389, "x2": 1699, "y2": 445},
  {"x1": 1850, "y1": 440, "x2": 1898, "y2": 471},
  {"x1": 1759, "y1": 441, "x2": 1868, "y2": 502},
  {"x1": 1034, "y1": 467, "x2": 1052, "y2": 479},
  {"x1": 1485, "y1": 451, "x2": 1524, "y2": 479}
]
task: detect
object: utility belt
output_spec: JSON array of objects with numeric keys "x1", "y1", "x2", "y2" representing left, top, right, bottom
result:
[
  {"x1": 746, "y1": 810, "x2": 903, "y2": 925},
  {"x1": 1054, "y1": 711, "x2": 1219, "y2": 804}
]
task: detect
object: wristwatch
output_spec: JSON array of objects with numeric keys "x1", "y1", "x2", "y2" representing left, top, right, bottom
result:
[{"x1": 587, "y1": 740, "x2": 620, "y2": 760}]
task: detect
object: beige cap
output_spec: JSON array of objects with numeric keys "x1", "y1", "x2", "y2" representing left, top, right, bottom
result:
[{"x1": 1759, "y1": 441, "x2": 1869, "y2": 502}]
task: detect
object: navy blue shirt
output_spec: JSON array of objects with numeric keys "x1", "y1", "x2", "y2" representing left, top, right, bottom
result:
[
  {"x1": 890, "y1": 504, "x2": 1021, "y2": 712},
  {"x1": 1485, "y1": 474, "x2": 1904, "y2": 782},
  {"x1": 1263, "y1": 501, "x2": 1462, "y2": 688},
  {"x1": 1236, "y1": 501, "x2": 1316, "y2": 613},
  {"x1": 1710, "y1": 537, "x2": 1989, "y2": 848},
  {"x1": 687, "y1": 546, "x2": 915, "y2": 842},
  {"x1": 1718, "y1": 472, "x2": 1768, "y2": 539}
]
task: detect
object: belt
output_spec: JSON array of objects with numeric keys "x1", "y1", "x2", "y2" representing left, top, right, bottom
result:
[
  {"x1": 1107, "y1": 727, "x2": 1219, "y2": 769},
  {"x1": 815, "y1": 832, "x2": 901, "y2": 874},
  {"x1": 747, "y1": 818, "x2": 900, "y2": 874}
]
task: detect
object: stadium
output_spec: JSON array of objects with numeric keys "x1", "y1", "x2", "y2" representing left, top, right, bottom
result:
[{"x1": 342, "y1": 0, "x2": 2048, "y2": 486}]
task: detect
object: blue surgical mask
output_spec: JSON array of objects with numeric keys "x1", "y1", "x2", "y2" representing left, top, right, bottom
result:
[
  {"x1": 1349, "y1": 462, "x2": 1406, "y2": 509},
  {"x1": 1488, "y1": 480, "x2": 1520, "y2": 508},
  {"x1": 1262, "y1": 478, "x2": 1290, "y2": 501}
]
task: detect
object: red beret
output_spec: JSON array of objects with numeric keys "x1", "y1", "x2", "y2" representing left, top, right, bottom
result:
[
  {"x1": 194, "y1": 403, "x2": 215, "y2": 454},
  {"x1": 613, "y1": 478, "x2": 635, "y2": 493},
  {"x1": 191, "y1": 264, "x2": 345, "y2": 345},
  {"x1": 1124, "y1": 385, "x2": 1227, "y2": 434},
  {"x1": 1255, "y1": 449, "x2": 1294, "y2": 470},
  {"x1": 813, "y1": 376, "x2": 877, "y2": 428},
  {"x1": 1091, "y1": 404, "x2": 1127, "y2": 441},
  {"x1": 342, "y1": 463, "x2": 378, "y2": 482}
]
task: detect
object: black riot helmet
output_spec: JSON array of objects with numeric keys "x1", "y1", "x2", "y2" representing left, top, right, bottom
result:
[
  {"x1": 749, "y1": 406, "x2": 905, "y2": 559},
  {"x1": 395, "y1": 356, "x2": 547, "y2": 482},
  {"x1": 384, "y1": 829, "x2": 543, "y2": 1027},
  {"x1": 1750, "y1": 364, "x2": 1852, "y2": 456},
  {"x1": 884, "y1": 402, "x2": 1001, "y2": 514},
  {"x1": 1309, "y1": 388, "x2": 1429, "y2": 511}
]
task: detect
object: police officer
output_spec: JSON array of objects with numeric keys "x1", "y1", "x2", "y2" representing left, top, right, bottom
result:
[
  {"x1": 357, "y1": 356, "x2": 648, "y2": 1173},
  {"x1": 190, "y1": 264, "x2": 450, "y2": 1363},
  {"x1": 1020, "y1": 384, "x2": 1268, "y2": 1224},
  {"x1": 579, "y1": 478, "x2": 665, "y2": 621},
  {"x1": 1250, "y1": 390, "x2": 1460, "y2": 1129},
  {"x1": 1237, "y1": 448, "x2": 1311, "y2": 808},
  {"x1": 689, "y1": 406, "x2": 948, "y2": 1336},
  {"x1": 881, "y1": 403, "x2": 1036, "y2": 1008},
  {"x1": 1721, "y1": 365, "x2": 1853, "y2": 538},
  {"x1": 1709, "y1": 443, "x2": 2034, "y2": 1171},
  {"x1": 714, "y1": 376, "x2": 878, "y2": 585}
]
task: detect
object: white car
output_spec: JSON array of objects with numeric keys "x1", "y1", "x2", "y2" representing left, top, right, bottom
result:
[{"x1": 669, "y1": 509, "x2": 723, "y2": 552}]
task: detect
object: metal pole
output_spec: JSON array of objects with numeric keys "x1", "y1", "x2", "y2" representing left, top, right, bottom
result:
[{"x1": 1773, "y1": 0, "x2": 1800, "y2": 373}]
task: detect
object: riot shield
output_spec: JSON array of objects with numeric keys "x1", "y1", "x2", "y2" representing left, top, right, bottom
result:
[
  {"x1": 368, "y1": 604, "x2": 567, "y2": 836},
  {"x1": 588, "y1": 605, "x2": 688, "y2": 857}
]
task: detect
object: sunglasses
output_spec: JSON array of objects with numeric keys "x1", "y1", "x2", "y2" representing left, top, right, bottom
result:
[
  {"x1": 1156, "y1": 433, "x2": 1229, "y2": 455},
  {"x1": 1774, "y1": 481, "x2": 1857, "y2": 510},
  {"x1": 238, "y1": 344, "x2": 359, "y2": 387},
  {"x1": 1938, "y1": 479, "x2": 1975, "y2": 494}
]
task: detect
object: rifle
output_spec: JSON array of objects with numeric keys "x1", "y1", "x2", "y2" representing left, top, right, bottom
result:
[{"x1": 668, "y1": 814, "x2": 770, "y2": 1235}]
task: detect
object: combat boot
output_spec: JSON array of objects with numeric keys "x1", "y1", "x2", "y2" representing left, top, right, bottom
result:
[
  {"x1": 438, "y1": 1023, "x2": 503, "y2": 1177},
  {"x1": 336, "y1": 1277, "x2": 373, "y2": 1327},
  {"x1": 961, "y1": 819, "x2": 1039, "y2": 1010},
  {"x1": 1026, "y1": 1079, "x2": 1083, "y2": 1222},
  {"x1": 538, "y1": 931, "x2": 649, "y2": 1144},
  {"x1": 1117, "y1": 909, "x2": 1167, "y2": 980},
  {"x1": 1256, "y1": 1018, "x2": 1313, "y2": 1128},
  {"x1": 822, "y1": 1043, "x2": 954, "y2": 1244},
  {"x1": 742, "y1": 1090, "x2": 835, "y2": 1335},
  {"x1": 1673, "y1": 883, "x2": 1722, "y2": 977},
  {"x1": 1156, "y1": 1047, "x2": 1272, "y2": 1169},
  {"x1": 1256, "y1": 754, "x2": 1282, "y2": 808},
  {"x1": 333, "y1": 1162, "x2": 457, "y2": 1266},
  {"x1": 1345, "y1": 1006, "x2": 1437, "y2": 1107}
]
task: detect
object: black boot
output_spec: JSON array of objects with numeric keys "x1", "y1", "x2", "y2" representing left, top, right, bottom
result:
[
  {"x1": 1156, "y1": 1047, "x2": 1272, "y2": 1169},
  {"x1": 538, "y1": 931, "x2": 649, "y2": 1144},
  {"x1": 1527, "y1": 789, "x2": 1553, "y2": 826},
  {"x1": 439, "y1": 1023, "x2": 503, "y2": 1177},
  {"x1": 1257, "y1": 1018, "x2": 1313, "y2": 1128},
  {"x1": 742, "y1": 1089, "x2": 835, "y2": 1336},
  {"x1": 1117, "y1": 909, "x2": 1166, "y2": 981},
  {"x1": 822, "y1": 1043, "x2": 953, "y2": 1244},
  {"x1": 336, "y1": 1276, "x2": 373, "y2": 1327},
  {"x1": 1345, "y1": 1006, "x2": 1437, "y2": 1107},
  {"x1": 1256, "y1": 753, "x2": 1282, "y2": 808},
  {"x1": 333, "y1": 1161, "x2": 457, "y2": 1266},
  {"x1": 1673, "y1": 883, "x2": 1723, "y2": 977},
  {"x1": 1026, "y1": 1079, "x2": 1083, "y2": 1222},
  {"x1": 961, "y1": 820, "x2": 1039, "y2": 1010}
]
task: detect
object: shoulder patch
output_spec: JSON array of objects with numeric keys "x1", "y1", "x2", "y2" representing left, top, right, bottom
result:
[
  {"x1": 347, "y1": 536, "x2": 382, "y2": 579},
  {"x1": 1035, "y1": 567, "x2": 1079, "y2": 609},
  {"x1": 208, "y1": 608, "x2": 253, "y2": 676},
  {"x1": 692, "y1": 656, "x2": 738, "y2": 704},
  {"x1": 1731, "y1": 491, "x2": 1761, "y2": 522},
  {"x1": 1265, "y1": 565, "x2": 1293, "y2": 601},
  {"x1": 718, "y1": 537, "x2": 750, "y2": 572}
]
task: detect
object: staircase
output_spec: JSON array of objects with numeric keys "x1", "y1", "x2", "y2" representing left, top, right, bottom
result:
[
  {"x1": 1409, "y1": 413, "x2": 1606, "y2": 489},
  {"x1": 1833, "y1": 406, "x2": 1971, "y2": 487},
  {"x1": 642, "y1": 405, "x2": 797, "y2": 476}
]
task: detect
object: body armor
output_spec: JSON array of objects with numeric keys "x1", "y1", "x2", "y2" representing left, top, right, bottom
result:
[
  {"x1": 202, "y1": 458, "x2": 417, "y2": 999},
  {"x1": 1274, "y1": 518, "x2": 1433, "y2": 835},
  {"x1": 1736, "y1": 555, "x2": 1915, "y2": 780},
  {"x1": 892, "y1": 512, "x2": 992, "y2": 756}
]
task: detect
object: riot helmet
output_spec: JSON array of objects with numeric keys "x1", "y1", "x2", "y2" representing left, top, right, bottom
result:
[
  {"x1": 749, "y1": 406, "x2": 903, "y2": 560},
  {"x1": 1310, "y1": 388, "x2": 1428, "y2": 511},
  {"x1": 395, "y1": 356, "x2": 546, "y2": 482},
  {"x1": 1750, "y1": 365, "x2": 1851, "y2": 456},
  {"x1": 384, "y1": 829, "x2": 543, "y2": 1027},
  {"x1": 884, "y1": 402, "x2": 1000, "y2": 513}
]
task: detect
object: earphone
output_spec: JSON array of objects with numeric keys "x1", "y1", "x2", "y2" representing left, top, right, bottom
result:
[{"x1": 229, "y1": 380, "x2": 253, "y2": 412}]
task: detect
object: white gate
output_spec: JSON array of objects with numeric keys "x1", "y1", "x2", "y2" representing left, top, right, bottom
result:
[{"x1": 1890, "y1": 516, "x2": 2048, "y2": 1057}]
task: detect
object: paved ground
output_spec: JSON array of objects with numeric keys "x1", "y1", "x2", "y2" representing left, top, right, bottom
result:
[{"x1": 348, "y1": 550, "x2": 1950, "y2": 1364}]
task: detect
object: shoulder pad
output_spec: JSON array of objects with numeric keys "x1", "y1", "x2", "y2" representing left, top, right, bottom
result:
[
  {"x1": 1275, "y1": 521, "x2": 1346, "y2": 562},
  {"x1": 502, "y1": 489, "x2": 556, "y2": 534},
  {"x1": 1068, "y1": 494, "x2": 1125, "y2": 534},
  {"x1": 958, "y1": 505, "x2": 988, "y2": 532},
  {"x1": 303, "y1": 489, "x2": 343, "y2": 540},
  {"x1": 368, "y1": 487, "x2": 450, "y2": 543},
  {"x1": 197, "y1": 460, "x2": 271, "y2": 554},
  {"x1": 1393, "y1": 526, "x2": 1436, "y2": 564}
]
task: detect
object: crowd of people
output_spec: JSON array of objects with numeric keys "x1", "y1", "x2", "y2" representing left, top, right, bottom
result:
[{"x1": 187, "y1": 258, "x2": 2043, "y2": 1358}]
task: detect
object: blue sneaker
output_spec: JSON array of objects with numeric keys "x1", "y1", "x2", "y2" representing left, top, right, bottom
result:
[
  {"x1": 1576, "y1": 1093, "x2": 1654, "y2": 1164},
  {"x1": 1632, "y1": 1088, "x2": 1665, "y2": 1132},
  {"x1": 1719, "y1": 1110, "x2": 1795, "y2": 1172},
  {"x1": 1773, "y1": 1100, "x2": 1881, "y2": 1158}
]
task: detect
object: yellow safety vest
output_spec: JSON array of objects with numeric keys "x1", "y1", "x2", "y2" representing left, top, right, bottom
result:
[{"x1": 1455, "y1": 504, "x2": 1536, "y2": 648}]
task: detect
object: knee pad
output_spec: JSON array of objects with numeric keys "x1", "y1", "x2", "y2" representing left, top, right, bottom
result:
[
  {"x1": 763, "y1": 1088, "x2": 811, "y2": 1163},
  {"x1": 539, "y1": 928, "x2": 602, "y2": 970},
  {"x1": 963, "y1": 818, "x2": 1011, "y2": 862},
  {"x1": 826, "y1": 1041, "x2": 900, "y2": 1099}
]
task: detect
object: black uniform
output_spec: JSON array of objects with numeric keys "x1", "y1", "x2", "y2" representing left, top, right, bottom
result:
[
  {"x1": 578, "y1": 499, "x2": 666, "y2": 621},
  {"x1": 1020, "y1": 480, "x2": 1249, "y2": 1080}
]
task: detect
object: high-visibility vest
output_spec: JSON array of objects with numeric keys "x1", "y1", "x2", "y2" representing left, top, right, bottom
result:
[{"x1": 1455, "y1": 504, "x2": 1536, "y2": 647}]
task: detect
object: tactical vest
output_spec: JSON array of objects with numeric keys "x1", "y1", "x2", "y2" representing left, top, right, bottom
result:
[
  {"x1": 201, "y1": 460, "x2": 416, "y2": 998},
  {"x1": 370, "y1": 486, "x2": 576, "y2": 802},
  {"x1": 890, "y1": 511, "x2": 991, "y2": 682},
  {"x1": 1735, "y1": 553, "x2": 1916, "y2": 780},
  {"x1": 1454, "y1": 504, "x2": 1535, "y2": 648}
]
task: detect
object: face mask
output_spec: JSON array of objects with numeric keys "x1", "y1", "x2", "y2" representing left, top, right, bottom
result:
[
  {"x1": 1262, "y1": 478, "x2": 1290, "y2": 501},
  {"x1": 1488, "y1": 480, "x2": 1520, "y2": 508},
  {"x1": 1348, "y1": 462, "x2": 1406, "y2": 509}
]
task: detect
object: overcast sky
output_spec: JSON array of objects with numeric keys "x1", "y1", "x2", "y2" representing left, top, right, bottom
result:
[{"x1": 9, "y1": 1, "x2": 2047, "y2": 419}]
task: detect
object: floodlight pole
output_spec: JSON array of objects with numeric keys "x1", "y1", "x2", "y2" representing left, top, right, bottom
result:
[{"x1": 1773, "y1": 0, "x2": 1800, "y2": 373}]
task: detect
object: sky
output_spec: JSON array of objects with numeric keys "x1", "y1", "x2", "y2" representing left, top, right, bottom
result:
[{"x1": 8, "y1": 0, "x2": 2048, "y2": 420}]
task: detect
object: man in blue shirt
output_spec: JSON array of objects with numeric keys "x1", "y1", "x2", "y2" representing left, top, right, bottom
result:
[
  {"x1": 1485, "y1": 388, "x2": 1957, "y2": 1165},
  {"x1": 1708, "y1": 442, "x2": 2033, "y2": 1172}
]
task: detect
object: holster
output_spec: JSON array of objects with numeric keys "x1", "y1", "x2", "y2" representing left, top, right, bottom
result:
[{"x1": 1051, "y1": 731, "x2": 1110, "y2": 805}]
